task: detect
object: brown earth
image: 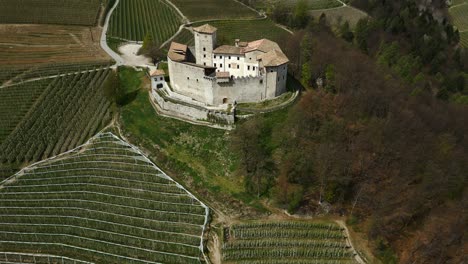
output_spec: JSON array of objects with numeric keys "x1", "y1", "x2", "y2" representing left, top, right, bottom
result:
[{"x1": 0, "y1": 24, "x2": 110, "y2": 65}]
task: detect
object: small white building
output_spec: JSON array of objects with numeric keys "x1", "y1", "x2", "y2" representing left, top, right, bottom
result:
[{"x1": 150, "y1": 69, "x2": 165, "y2": 90}]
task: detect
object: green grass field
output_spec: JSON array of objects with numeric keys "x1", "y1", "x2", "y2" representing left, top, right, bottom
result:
[
  {"x1": 223, "y1": 221, "x2": 358, "y2": 264},
  {"x1": 0, "y1": 68, "x2": 113, "y2": 166},
  {"x1": 449, "y1": 0, "x2": 468, "y2": 47},
  {"x1": 108, "y1": 0, "x2": 181, "y2": 43},
  {"x1": 171, "y1": 0, "x2": 258, "y2": 21},
  {"x1": 0, "y1": 0, "x2": 101, "y2": 26},
  {"x1": 192, "y1": 19, "x2": 291, "y2": 48},
  {"x1": 0, "y1": 132, "x2": 209, "y2": 263},
  {"x1": 309, "y1": 5, "x2": 368, "y2": 27},
  {"x1": 257, "y1": 0, "x2": 343, "y2": 10}
]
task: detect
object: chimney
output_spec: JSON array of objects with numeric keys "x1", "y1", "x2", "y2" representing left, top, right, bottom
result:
[{"x1": 235, "y1": 39, "x2": 240, "y2": 47}]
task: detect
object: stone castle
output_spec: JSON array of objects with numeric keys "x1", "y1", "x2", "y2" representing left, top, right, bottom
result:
[
  {"x1": 149, "y1": 24, "x2": 289, "y2": 127},
  {"x1": 167, "y1": 24, "x2": 289, "y2": 106}
]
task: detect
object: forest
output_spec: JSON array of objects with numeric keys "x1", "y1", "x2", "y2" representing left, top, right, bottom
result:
[{"x1": 232, "y1": 1, "x2": 467, "y2": 263}]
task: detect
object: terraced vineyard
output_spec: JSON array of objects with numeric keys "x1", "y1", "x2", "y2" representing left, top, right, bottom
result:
[
  {"x1": 0, "y1": 132, "x2": 209, "y2": 263},
  {"x1": 0, "y1": 61, "x2": 112, "y2": 86},
  {"x1": 0, "y1": 79, "x2": 53, "y2": 143},
  {"x1": 0, "y1": 67, "x2": 113, "y2": 165},
  {"x1": 0, "y1": 0, "x2": 101, "y2": 26},
  {"x1": 171, "y1": 0, "x2": 258, "y2": 20},
  {"x1": 449, "y1": 0, "x2": 468, "y2": 47},
  {"x1": 223, "y1": 221, "x2": 358, "y2": 264},
  {"x1": 108, "y1": 0, "x2": 182, "y2": 43},
  {"x1": 192, "y1": 19, "x2": 291, "y2": 48}
]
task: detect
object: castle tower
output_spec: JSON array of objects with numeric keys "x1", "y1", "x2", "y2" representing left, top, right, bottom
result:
[{"x1": 193, "y1": 24, "x2": 217, "y2": 66}]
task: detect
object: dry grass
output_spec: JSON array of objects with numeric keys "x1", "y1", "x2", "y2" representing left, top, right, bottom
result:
[
  {"x1": 0, "y1": 24, "x2": 110, "y2": 65},
  {"x1": 309, "y1": 6, "x2": 368, "y2": 27}
]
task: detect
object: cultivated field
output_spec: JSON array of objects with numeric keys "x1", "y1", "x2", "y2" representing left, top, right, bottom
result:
[
  {"x1": 0, "y1": 68, "x2": 113, "y2": 165},
  {"x1": 0, "y1": 79, "x2": 53, "y2": 143},
  {"x1": 0, "y1": 0, "x2": 101, "y2": 26},
  {"x1": 171, "y1": 0, "x2": 258, "y2": 21},
  {"x1": 309, "y1": 5, "x2": 368, "y2": 27},
  {"x1": 108, "y1": 0, "x2": 181, "y2": 43},
  {"x1": 449, "y1": 0, "x2": 468, "y2": 47},
  {"x1": 0, "y1": 24, "x2": 110, "y2": 66},
  {"x1": 192, "y1": 19, "x2": 291, "y2": 47},
  {"x1": 0, "y1": 132, "x2": 209, "y2": 263},
  {"x1": 223, "y1": 221, "x2": 357, "y2": 263},
  {"x1": 255, "y1": 0, "x2": 343, "y2": 10}
]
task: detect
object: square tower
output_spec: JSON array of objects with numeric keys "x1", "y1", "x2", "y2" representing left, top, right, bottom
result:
[{"x1": 193, "y1": 24, "x2": 217, "y2": 67}]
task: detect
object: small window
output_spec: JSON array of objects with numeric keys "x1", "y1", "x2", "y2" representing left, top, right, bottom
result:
[
  {"x1": 220, "y1": 63, "x2": 223, "y2": 68},
  {"x1": 229, "y1": 56, "x2": 231, "y2": 59},
  {"x1": 204, "y1": 54, "x2": 206, "y2": 58},
  {"x1": 260, "y1": 79, "x2": 263, "y2": 84},
  {"x1": 228, "y1": 64, "x2": 231, "y2": 68},
  {"x1": 160, "y1": 77, "x2": 163, "y2": 81},
  {"x1": 220, "y1": 55, "x2": 223, "y2": 59},
  {"x1": 214, "y1": 55, "x2": 217, "y2": 59},
  {"x1": 204, "y1": 62, "x2": 206, "y2": 66},
  {"x1": 253, "y1": 66, "x2": 256, "y2": 70},
  {"x1": 214, "y1": 63, "x2": 217, "y2": 67},
  {"x1": 237, "y1": 57, "x2": 240, "y2": 60},
  {"x1": 237, "y1": 65, "x2": 239, "y2": 69},
  {"x1": 187, "y1": 77, "x2": 189, "y2": 80},
  {"x1": 247, "y1": 66, "x2": 250, "y2": 70},
  {"x1": 203, "y1": 47, "x2": 206, "y2": 51},
  {"x1": 197, "y1": 79, "x2": 199, "y2": 82},
  {"x1": 270, "y1": 70, "x2": 273, "y2": 72}
]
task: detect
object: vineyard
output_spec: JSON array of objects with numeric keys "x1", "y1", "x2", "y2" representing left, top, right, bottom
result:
[
  {"x1": 0, "y1": 61, "x2": 113, "y2": 86},
  {"x1": 223, "y1": 221, "x2": 358, "y2": 264},
  {"x1": 0, "y1": 132, "x2": 209, "y2": 263},
  {"x1": 449, "y1": 0, "x2": 468, "y2": 47},
  {"x1": 192, "y1": 19, "x2": 291, "y2": 48},
  {"x1": 0, "y1": 0, "x2": 101, "y2": 26},
  {"x1": 108, "y1": 0, "x2": 181, "y2": 43},
  {"x1": 171, "y1": 0, "x2": 258, "y2": 20},
  {"x1": 0, "y1": 67, "x2": 113, "y2": 166}
]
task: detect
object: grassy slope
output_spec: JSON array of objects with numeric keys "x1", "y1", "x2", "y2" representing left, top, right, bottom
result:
[
  {"x1": 0, "y1": 0, "x2": 101, "y2": 26},
  {"x1": 171, "y1": 0, "x2": 258, "y2": 20},
  {"x1": 120, "y1": 89, "x2": 294, "y2": 213},
  {"x1": 107, "y1": 0, "x2": 181, "y2": 43},
  {"x1": 309, "y1": 5, "x2": 368, "y2": 27},
  {"x1": 255, "y1": 0, "x2": 342, "y2": 10}
]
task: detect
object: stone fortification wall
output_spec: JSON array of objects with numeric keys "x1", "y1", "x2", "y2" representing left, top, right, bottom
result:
[
  {"x1": 213, "y1": 75, "x2": 267, "y2": 105},
  {"x1": 151, "y1": 90, "x2": 234, "y2": 125},
  {"x1": 168, "y1": 58, "x2": 215, "y2": 104}
]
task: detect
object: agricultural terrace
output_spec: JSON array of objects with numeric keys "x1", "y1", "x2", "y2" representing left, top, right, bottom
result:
[
  {"x1": 0, "y1": 132, "x2": 209, "y2": 263},
  {"x1": 0, "y1": 68, "x2": 113, "y2": 166},
  {"x1": 0, "y1": 0, "x2": 101, "y2": 26},
  {"x1": 0, "y1": 25, "x2": 110, "y2": 66},
  {"x1": 223, "y1": 221, "x2": 358, "y2": 264},
  {"x1": 192, "y1": 19, "x2": 291, "y2": 48},
  {"x1": 108, "y1": 0, "x2": 181, "y2": 43},
  {"x1": 0, "y1": 61, "x2": 112, "y2": 86},
  {"x1": 449, "y1": 0, "x2": 468, "y2": 47},
  {"x1": 309, "y1": 5, "x2": 368, "y2": 27},
  {"x1": 171, "y1": 0, "x2": 258, "y2": 21},
  {"x1": 254, "y1": 0, "x2": 343, "y2": 10}
]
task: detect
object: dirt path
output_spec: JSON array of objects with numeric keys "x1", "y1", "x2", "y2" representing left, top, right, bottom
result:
[
  {"x1": 99, "y1": 0, "x2": 124, "y2": 65},
  {"x1": 336, "y1": 220, "x2": 367, "y2": 264}
]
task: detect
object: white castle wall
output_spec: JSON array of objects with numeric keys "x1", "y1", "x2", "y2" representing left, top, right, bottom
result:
[
  {"x1": 168, "y1": 58, "x2": 215, "y2": 104},
  {"x1": 151, "y1": 90, "x2": 235, "y2": 125}
]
